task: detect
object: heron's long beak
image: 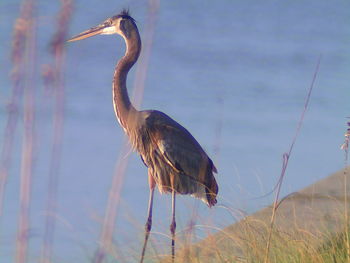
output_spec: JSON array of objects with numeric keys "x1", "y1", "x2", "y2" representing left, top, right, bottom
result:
[{"x1": 68, "y1": 23, "x2": 107, "y2": 42}]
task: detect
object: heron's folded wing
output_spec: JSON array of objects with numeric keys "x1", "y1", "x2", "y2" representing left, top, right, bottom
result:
[{"x1": 146, "y1": 112, "x2": 216, "y2": 185}]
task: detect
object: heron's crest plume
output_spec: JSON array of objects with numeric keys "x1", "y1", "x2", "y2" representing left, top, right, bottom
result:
[{"x1": 113, "y1": 9, "x2": 135, "y2": 22}]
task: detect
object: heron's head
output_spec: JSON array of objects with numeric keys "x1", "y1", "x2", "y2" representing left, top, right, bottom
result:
[{"x1": 68, "y1": 9, "x2": 137, "y2": 42}]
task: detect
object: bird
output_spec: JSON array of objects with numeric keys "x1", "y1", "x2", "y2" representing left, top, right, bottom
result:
[{"x1": 68, "y1": 9, "x2": 218, "y2": 263}]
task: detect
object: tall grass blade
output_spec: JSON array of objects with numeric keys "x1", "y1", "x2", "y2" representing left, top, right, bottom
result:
[
  {"x1": 264, "y1": 56, "x2": 321, "y2": 263},
  {"x1": 15, "y1": 1, "x2": 37, "y2": 262},
  {"x1": 40, "y1": 1, "x2": 73, "y2": 263}
]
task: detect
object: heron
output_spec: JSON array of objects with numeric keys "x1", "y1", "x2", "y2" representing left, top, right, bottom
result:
[{"x1": 68, "y1": 10, "x2": 218, "y2": 263}]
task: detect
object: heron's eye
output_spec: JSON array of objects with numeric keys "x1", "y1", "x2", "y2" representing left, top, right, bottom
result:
[{"x1": 104, "y1": 18, "x2": 112, "y2": 26}]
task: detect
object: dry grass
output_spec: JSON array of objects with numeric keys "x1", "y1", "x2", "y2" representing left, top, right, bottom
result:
[
  {"x1": 41, "y1": 1, "x2": 73, "y2": 263},
  {"x1": 152, "y1": 167, "x2": 350, "y2": 263},
  {"x1": 9, "y1": 1, "x2": 37, "y2": 263},
  {"x1": 263, "y1": 56, "x2": 322, "y2": 263},
  {"x1": 1, "y1": 1, "x2": 73, "y2": 263}
]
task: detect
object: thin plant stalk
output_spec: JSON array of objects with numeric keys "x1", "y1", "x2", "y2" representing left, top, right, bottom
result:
[
  {"x1": 40, "y1": 1, "x2": 73, "y2": 263},
  {"x1": 0, "y1": 0, "x2": 33, "y2": 220},
  {"x1": 93, "y1": 1, "x2": 160, "y2": 262},
  {"x1": 92, "y1": 138, "x2": 131, "y2": 263},
  {"x1": 341, "y1": 119, "x2": 350, "y2": 260},
  {"x1": 131, "y1": 0, "x2": 160, "y2": 107},
  {"x1": 344, "y1": 160, "x2": 349, "y2": 262},
  {"x1": 263, "y1": 56, "x2": 321, "y2": 263},
  {"x1": 15, "y1": 1, "x2": 37, "y2": 262}
]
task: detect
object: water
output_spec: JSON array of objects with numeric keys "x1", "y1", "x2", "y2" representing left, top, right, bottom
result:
[{"x1": 0, "y1": 0, "x2": 349, "y2": 262}]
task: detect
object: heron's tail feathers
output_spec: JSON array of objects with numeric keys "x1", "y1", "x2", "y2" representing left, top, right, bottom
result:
[{"x1": 205, "y1": 175, "x2": 218, "y2": 207}]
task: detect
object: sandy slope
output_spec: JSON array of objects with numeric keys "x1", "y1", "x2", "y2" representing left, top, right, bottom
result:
[{"x1": 169, "y1": 167, "x2": 350, "y2": 262}]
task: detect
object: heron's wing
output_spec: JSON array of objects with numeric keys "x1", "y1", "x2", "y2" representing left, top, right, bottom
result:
[{"x1": 146, "y1": 111, "x2": 217, "y2": 183}]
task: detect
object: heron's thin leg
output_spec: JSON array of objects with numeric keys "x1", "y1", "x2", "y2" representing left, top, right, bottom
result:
[
  {"x1": 170, "y1": 190, "x2": 176, "y2": 263},
  {"x1": 140, "y1": 187, "x2": 155, "y2": 263}
]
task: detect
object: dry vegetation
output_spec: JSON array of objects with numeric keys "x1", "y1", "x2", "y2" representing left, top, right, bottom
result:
[{"x1": 147, "y1": 166, "x2": 350, "y2": 263}]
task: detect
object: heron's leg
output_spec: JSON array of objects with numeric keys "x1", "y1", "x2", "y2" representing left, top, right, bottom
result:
[
  {"x1": 170, "y1": 190, "x2": 176, "y2": 262},
  {"x1": 140, "y1": 173, "x2": 155, "y2": 263},
  {"x1": 140, "y1": 188, "x2": 155, "y2": 263}
]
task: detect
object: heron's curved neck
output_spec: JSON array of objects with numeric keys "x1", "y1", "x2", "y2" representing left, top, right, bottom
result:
[{"x1": 113, "y1": 29, "x2": 141, "y2": 131}]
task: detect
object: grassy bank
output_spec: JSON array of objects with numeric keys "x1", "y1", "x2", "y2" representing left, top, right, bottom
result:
[{"x1": 153, "y1": 167, "x2": 350, "y2": 263}]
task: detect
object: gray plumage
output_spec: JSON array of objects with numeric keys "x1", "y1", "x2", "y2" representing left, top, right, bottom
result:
[{"x1": 136, "y1": 110, "x2": 218, "y2": 206}]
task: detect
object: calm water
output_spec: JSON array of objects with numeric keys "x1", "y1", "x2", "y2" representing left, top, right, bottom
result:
[{"x1": 0, "y1": 0, "x2": 349, "y2": 262}]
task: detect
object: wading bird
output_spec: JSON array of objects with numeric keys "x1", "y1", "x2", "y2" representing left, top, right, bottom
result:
[{"x1": 68, "y1": 10, "x2": 218, "y2": 263}]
